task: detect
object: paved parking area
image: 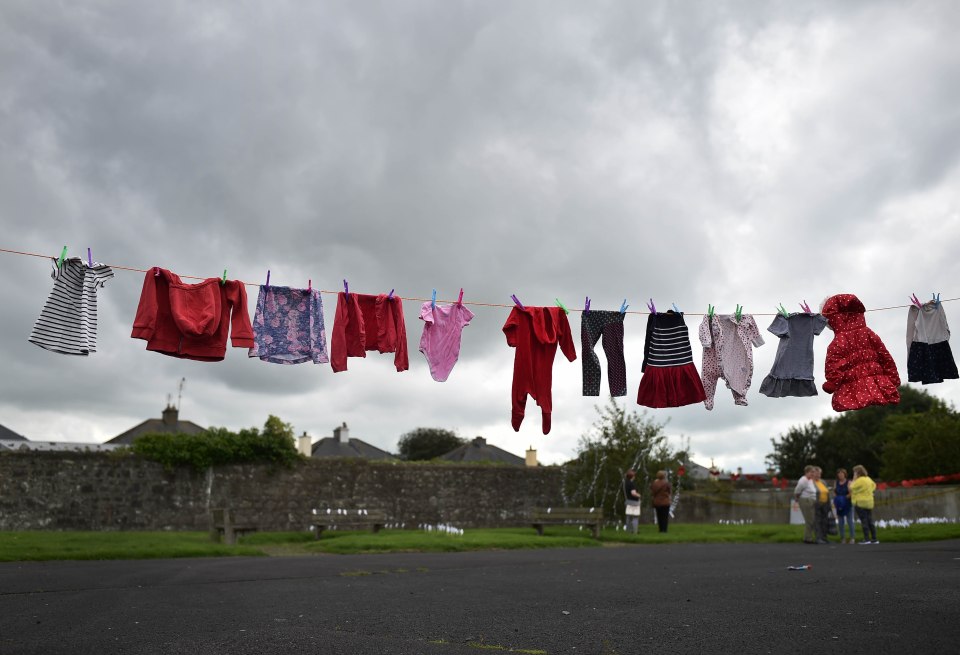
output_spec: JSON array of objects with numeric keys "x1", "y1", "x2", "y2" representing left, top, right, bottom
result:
[{"x1": 1, "y1": 540, "x2": 959, "y2": 654}]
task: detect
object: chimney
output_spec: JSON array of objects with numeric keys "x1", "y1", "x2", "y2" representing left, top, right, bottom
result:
[
  {"x1": 472, "y1": 436, "x2": 486, "y2": 447},
  {"x1": 298, "y1": 431, "x2": 313, "y2": 457},
  {"x1": 333, "y1": 422, "x2": 348, "y2": 443},
  {"x1": 161, "y1": 404, "x2": 179, "y2": 428},
  {"x1": 525, "y1": 446, "x2": 538, "y2": 467}
]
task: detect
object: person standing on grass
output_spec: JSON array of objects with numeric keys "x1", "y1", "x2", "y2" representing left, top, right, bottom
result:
[
  {"x1": 793, "y1": 464, "x2": 818, "y2": 544},
  {"x1": 650, "y1": 470, "x2": 672, "y2": 533},
  {"x1": 812, "y1": 466, "x2": 831, "y2": 544},
  {"x1": 833, "y1": 467, "x2": 856, "y2": 544},
  {"x1": 851, "y1": 464, "x2": 879, "y2": 544},
  {"x1": 623, "y1": 469, "x2": 642, "y2": 535}
]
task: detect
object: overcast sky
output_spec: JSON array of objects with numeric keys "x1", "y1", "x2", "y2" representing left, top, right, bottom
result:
[{"x1": 2, "y1": 1, "x2": 959, "y2": 472}]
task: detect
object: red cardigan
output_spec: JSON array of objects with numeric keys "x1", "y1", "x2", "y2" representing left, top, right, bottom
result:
[
  {"x1": 330, "y1": 292, "x2": 408, "y2": 372},
  {"x1": 131, "y1": 268, "x2": 254, "y2": 361}
]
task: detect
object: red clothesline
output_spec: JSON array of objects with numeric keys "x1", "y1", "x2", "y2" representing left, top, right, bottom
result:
[{"x1": 2, "y1": 246, "x2": 955, "y2": 316}]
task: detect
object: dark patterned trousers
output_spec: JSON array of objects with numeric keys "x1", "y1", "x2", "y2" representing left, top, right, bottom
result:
[{"x1": 581, "y1": 310, "x2": 627, "y2": 396}]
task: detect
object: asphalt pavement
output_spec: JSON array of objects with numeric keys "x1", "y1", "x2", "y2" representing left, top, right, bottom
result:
[{"x1": 1, "y1": 539, "x2": 959, "y2": 654}]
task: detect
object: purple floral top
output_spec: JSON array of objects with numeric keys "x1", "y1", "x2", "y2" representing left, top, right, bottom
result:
[{"x1": 249, "y1": 285, "x2": 328, "y2": 364}]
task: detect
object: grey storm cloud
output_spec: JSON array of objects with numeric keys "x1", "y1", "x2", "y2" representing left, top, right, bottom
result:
[{"x1": 2, "y1": 0, "x2": 960, "y2": 470}]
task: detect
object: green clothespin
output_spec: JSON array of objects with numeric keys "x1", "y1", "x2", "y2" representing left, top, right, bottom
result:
[
  {"x1": 707, "y1": 304, "x2": 715, "y2": 319},
  {"x1": 56, "y1": 246, "x2": 67, "y2": 269},
  {"x1": 555, "y1": 298, "x2": 569, "y2": 315},
  {"x1": 734, "y1": 304, "x2": 743, "y2": 323},
  {"x1": 777, "y1": 303, "x2": 789, "y2": 318},
  {"x1": 221, "y1": 269, "x2": 227, "y2": 286}
]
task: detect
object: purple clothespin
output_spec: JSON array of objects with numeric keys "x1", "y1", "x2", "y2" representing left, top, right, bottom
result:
[
  {"x1": 584, "y1": 297, "x2": 591, "y2": 314},
  {"x1": 265, "y1": 270, "x2": 270, "y2": 288},
  {"x1": 511, "y1": 295, "x2": 525, "y2": 310},
  {"x1": 87, "y1": 248, "x2": 93, "y2": 268},
  {"x1": 343, "y1": 279, "x2": 349, "y2": 299},
  {"x1": 388, "y1": 289, "x2": 394, "y2": 299},
  {"x1": 646, "y1": 299, "x2": 656, "y2": 314}
]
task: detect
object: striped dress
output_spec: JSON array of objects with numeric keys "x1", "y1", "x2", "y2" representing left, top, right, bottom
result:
[
  {"x1": 636, "y1": 311, "x2": 706, "y2": 408},
  {"x1": 29, "y1": 257, "x2": 114, "y2": 355}
]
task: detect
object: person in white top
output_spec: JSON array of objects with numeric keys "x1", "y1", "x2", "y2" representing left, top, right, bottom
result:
[{"x1": 793, "y1": 465, "x2": 818, "y2": 544}]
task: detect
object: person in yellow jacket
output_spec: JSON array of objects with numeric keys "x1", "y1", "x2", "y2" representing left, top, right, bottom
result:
[{"x1": 850, "y1": 464, "x2": 878, "y2": 544}]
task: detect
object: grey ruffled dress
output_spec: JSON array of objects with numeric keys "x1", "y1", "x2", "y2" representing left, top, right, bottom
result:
[{"x1": 759, "y1": 313, "x2": 828, "y2": 398}]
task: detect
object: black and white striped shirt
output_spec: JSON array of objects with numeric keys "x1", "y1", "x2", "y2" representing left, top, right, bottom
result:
[
  {"x1": 642, "y1": 312, "x2": 694, "y2": 369},
  {"x1": 29, "y1": 257, "x2": 114, "y2": 355}
]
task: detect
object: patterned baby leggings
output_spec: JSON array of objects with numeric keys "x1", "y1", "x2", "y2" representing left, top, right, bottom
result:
[{"x1": 581, "y1": 310, "x2": 627, "y2": 396}]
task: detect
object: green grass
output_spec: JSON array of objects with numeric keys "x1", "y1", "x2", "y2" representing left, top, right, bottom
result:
[{"x1": 1, "y1": 523, "x2": 958, "y2": 562}]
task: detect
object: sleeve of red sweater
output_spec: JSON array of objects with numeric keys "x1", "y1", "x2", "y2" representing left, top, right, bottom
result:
[
  {"x1": 503, "y1": 308, "x2": 520, "y2": 347},
  {"x1": 391, "y1": 297, "x2": 409, "y2": 372},
  {"x1": 331, "y1": 292, "x2": 364, "y2": 373},
  {"x1": 226, "y1": 280, "x2": 255, "y2": 348},
  {"x1": 131, "y1": 269, "x2": 159, "y2": 340},
  {"x1": 558, "y1": 311, "x2": 577, "y2": 362}
]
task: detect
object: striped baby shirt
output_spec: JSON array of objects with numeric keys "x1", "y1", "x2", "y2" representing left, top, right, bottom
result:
[{"x1": 29, "y1": 257, "x2": 114, "y2": 355}]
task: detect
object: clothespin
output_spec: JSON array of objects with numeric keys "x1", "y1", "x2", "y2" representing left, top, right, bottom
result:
[
  {"x1": 265, "y1": 270, "x2": 270, "y2": 288},
  {"x1": 457, "y1": 288, "x2": 464, "y2": 305},
  {"x1": 221, "y1": 269, "x2": 227, "y2": 286},
  {"x1": 87, "y1": 248, "x2": 93, "y2": 268},
  {"x1": 555, "y1": 298, "x2": 569, "y2": 314},
  {"x1": 933, "y1": 292, "x2": 941, "y2": 308},
  {"x1": 154, "y1": 266, "x2": 160, "y2": 277},
  {"x1": 343, "y1": 279, "x2": 349, "y2": 299},
  {"x1": 734, "y1": 304, "x2": 743, "y2": 322},
  {"x1": 777, "y1": 303, "x2": 789, "y2": 318},
  {"x1": 671, "y1": 303, "x2": 681, "y2": 313},
  {"x1": 646, "y1": 299, "x2": 656, "y2": 314},
  {"x1": 432, "y1": 289, "x2": 437, "y2": 309},
  {"x1": 910, "y1": 293, "x2": 923, "y2": 309},
  {"x1": 584, "y1": 296, "x2": 591, "y2": 315},
  {"x1": 511, "y1": 294, "x2": 525, "y2": 310},
  {"x1": 56, "y1": 246, "x2": 67, "y2": 269},
  {"x1": 308, "y1": 279, "x2": 312, "y2": 291},
  {"x1": 707, "y1": 304, "x2": 715, "y2": 319},
  {"x1": 388, "y1": 289, "x2": 395, "y2": 299},
  {"x1": 620, "y1": 299, "x2": 629, "y2": 314},
  {"x1": 799, "y1": 300, "x2": 812, "y2": 313}
]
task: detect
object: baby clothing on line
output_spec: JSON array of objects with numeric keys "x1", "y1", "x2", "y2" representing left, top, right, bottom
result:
[
  {"x1": 821, "y1": 293, "x2": 900, "y2": 412},
  {"x1": 30, "y1": 257, "x2": 114, "y2": 356},
  {"x1": 131, "y1": 267, "x2": 254, "y2": 361},
  {"x1": 330, "y1": 291, "x2": 408, "y2": 372},
  {"x1": 419, "y1": 302, "x2": 475, "y2": 382},
  {"x1": 906, "y1": 302, "x2": 958, "y2": 385},
  {"x1": 580, "y1": 310, "x2": 627, "y2": 397},
  {"x1": 249, "y1": 285, "x2": 328, "y2": 364},
  {"x1": 636, "y1": 312, "x2": 706, "y2": 409},
  {"x1": 759, "y1": 313, "x2": 829, "y2": 398},
  {"x1": 503, "y1": 306, "x2": 577, "y2": 435},
  {"x1": 698, "y1": 314, "x2": 765, "y2": 409}
]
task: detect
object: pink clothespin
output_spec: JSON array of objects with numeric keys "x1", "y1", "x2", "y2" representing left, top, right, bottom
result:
[
  {"x1": 646, "y1": 299, "x2": 656, "y2": 314},
  {"x1": 910, "y1": 293, "x2": 923, "y2": 309},
  {"x1": 457, "y1": 288, "x2": 464, "y2": 305},
  {"x1": 799, "y1": 300, "x2": 812, "y2": 313}
]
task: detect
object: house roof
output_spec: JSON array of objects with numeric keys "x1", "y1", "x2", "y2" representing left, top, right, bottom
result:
[
  {"x1": 438, "y1": 437, "x2": 525, "y2": 466},
  {"x1": 0, "y1": 424, "x2": 27, "y2": 441},
  {"x1": 106, "y1": 406, "x2": 205, "y2": 445},
  {"x1": 310, "y1": 437, "x2": 396, "y2": 460}
]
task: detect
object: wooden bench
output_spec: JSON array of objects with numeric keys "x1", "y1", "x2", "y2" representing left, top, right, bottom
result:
[
  {"x1": 309, "y1": 508, "x2": 387, "y2": 539},
  {"x1": 209, "y1": 508, "x2": 258, "y2": 545},
  {"x1": 530, "y1": 507, "x2": 602, "y2": 539}
]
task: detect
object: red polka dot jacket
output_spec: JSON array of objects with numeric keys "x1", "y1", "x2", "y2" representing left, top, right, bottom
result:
[{"x1": 821, "y1": 293, "x2": 901, "y2": 412}]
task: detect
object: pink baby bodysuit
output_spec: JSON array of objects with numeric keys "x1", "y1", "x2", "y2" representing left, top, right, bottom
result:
[{"x1": 419, "y1": 302, "x2": 475, "y2": 381}]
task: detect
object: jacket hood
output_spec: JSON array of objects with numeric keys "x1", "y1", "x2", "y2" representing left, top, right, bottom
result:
[
  {"x1": 528, "y1": 307, "x2": 563, "y2": 345},
  {"x1": 168, "y1": 279, "x2": 222, "y2": 338},
  {"x1": 821, "y1": 293, "x2": 867, "y2": 332}
]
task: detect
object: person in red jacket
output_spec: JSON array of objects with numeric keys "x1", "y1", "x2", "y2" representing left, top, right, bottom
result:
[
  {"x1": 502, "y1": 306, "x2": 577, "y2": 434},
  {"x1": 131, "y1": 268, "x2": 254, "y2": 361},
  {"x1": 821, "y1": 293, "x2": 900, "y2": 411}
]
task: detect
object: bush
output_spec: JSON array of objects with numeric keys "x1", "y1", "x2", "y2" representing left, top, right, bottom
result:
[{"x1": 130, "y1": 415, "x2": 302, "y2": 471}]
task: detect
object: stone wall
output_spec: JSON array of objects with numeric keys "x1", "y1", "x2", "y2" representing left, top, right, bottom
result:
[{"x1": 1, "y1": 452, "x2": 958, "y2": 531}]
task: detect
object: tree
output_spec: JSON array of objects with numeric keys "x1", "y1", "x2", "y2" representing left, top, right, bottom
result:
[
  {"x1": 397, "y1": 428, "x2": 465, "y2": 461},
  {"x1": 562, "y1": 398, "x2": 684, "y2": 519},
  {"x1": 766, "y1": 422, "x2": 820, "y2": 479},
  {"x1": 879, "y1": 409, "x2": 960, "y2": 480}
]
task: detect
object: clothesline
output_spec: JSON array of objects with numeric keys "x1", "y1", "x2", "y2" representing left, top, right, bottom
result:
[{"x1": 2, "y1": 246, "x2": 955, "y2": 315}]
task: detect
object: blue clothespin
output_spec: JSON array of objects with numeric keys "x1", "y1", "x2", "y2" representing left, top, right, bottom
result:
[
  {"x1": 221, "y1": 269, "x2": 227, "y2": 286},
  {"x1": 933, "y1": 292, "x2": 941, "y2": 308},
  {"x1": 555, "y1": 298, "x2": 569, "y2": 314},
  {"x1": 584, "y1": 296, "x2": 591, "y2": 315},
  {"x1": 87, "y1": 248, "x2": 93, "y2": 268},
  {"x1": 511, "y1": 294, "x2": 525, "y2": 310},
  {"x1": 56, "y1": 246, "x2": 67, "y2": 269},
  {"x1": 646, "y1": 299, "x2": 656, "y2": 314},
  {"x1": 432, "y1": 289, "x2": 437, "y2": 309},
  {"x1": 671, "y1": 303, "x2": 681, "y2": 313},
  {"x1": 265, "y1": 270, "x2": 270, "y2": 288},
  {"x1": 620, "y1": 299, "x2": 629, "y2": 314}
]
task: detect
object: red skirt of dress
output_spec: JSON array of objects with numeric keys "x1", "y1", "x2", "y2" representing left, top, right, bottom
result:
[{"x1": 636, "y1": 363, "x2": 707, "y2": 408}]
